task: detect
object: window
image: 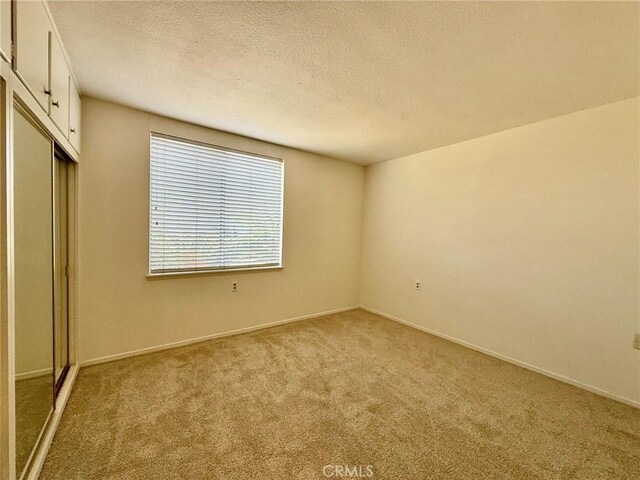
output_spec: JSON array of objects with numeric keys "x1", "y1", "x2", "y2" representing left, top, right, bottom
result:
[{"x1": 149, "y1": 133, "x2": 283, "y2": 274}]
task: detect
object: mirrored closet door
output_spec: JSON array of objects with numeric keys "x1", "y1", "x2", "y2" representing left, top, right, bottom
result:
[
  {"x1": 13, "y1": 102, "x2": 54, "y2": 478},
  {"x1": 13, "y1": 102, "x2": 71, "y2": 479}
]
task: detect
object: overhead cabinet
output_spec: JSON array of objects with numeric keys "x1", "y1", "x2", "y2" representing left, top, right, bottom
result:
[
  {"x1": 49, "y1": 32, "x2": 69, "y2": 135},
  {"x1": 69, "y1": 79, "x2": 81, "y2": 152},
  {"x1": 14, "y1": 0, "x2": 81, "y2": 153},
  {"x1": 15, "y1": 0, "x2": 51, "y2": 110},
  {"x1": 0, "y1": 0, "x2": 10, "y2": 62}
]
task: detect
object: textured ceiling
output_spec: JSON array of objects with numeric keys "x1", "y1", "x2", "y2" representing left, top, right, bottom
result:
[{"x1": 49, "y1": 1, "x2": 639, "y2": 165}]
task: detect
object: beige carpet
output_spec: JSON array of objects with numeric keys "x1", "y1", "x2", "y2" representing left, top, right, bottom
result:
[
  {"x1": 16, "y1": 374, "x2": 52, "y2": 477},
  {"x1": 40, "y1": 309, "x2": 639, "y2": 479}
]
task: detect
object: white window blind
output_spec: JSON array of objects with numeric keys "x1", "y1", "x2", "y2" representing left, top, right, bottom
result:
[{"x1": 149, "y1": 133, "x2": 283, "y2": 274}]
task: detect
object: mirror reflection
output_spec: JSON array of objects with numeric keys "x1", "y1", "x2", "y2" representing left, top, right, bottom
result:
[{"x1": 13, "y1": 104, "x2": 54, "y2": 478}]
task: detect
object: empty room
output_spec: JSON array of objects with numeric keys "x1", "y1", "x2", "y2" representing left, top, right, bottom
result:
[{"x1": 0, "y1": 1, "x2": 638, "y2": 479}]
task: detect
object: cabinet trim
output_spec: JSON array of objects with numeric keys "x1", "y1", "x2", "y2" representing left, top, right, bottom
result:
[{"x1": 10, "y1": 71, "x2": 78, "y2": 163}]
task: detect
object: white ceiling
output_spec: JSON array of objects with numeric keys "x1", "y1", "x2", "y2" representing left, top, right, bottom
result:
[{"x1": 49, "y1": 1, "x2": 639, "y2": 165}]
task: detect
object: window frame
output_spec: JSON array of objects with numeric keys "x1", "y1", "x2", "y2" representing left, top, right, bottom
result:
[{"x1": 147, "y1": 132, "x2": 285, "y2": 278}]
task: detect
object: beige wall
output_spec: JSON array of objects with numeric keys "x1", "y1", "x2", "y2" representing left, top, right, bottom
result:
[
  {"x1": 13, "y1": 107, "x2": 53, "y2": 376},
  {"x1": 78, "y1": 98, "x2": 364, "y2": 363},
  {"x1": 361, "y1": 97, "x2": 640, "y2": 404}
]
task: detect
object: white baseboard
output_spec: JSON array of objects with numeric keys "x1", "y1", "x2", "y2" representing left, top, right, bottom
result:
[
  {"x1": 15, "y1": 367, "x2": 53, "y2": 381},
  {"x1": 81, "y1": 306, "x2": 360, "y2": 367},
  {"x1": 24, "y1": 364, "x2": 79, "y2": 480},
  {"x1": 360, "y1": 306, "x2": 640, "y2": 410}
]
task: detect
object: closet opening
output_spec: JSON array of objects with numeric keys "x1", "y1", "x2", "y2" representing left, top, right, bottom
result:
[{"x1": 53, "y1": 146, "x2": 71, "y2": 399}]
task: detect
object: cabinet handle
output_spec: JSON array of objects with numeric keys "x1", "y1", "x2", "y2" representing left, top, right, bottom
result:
[
  {"x1": 44, "y1": 88, "x2": 52, "y2": 95},
  {"x1": 70, "y1": 128, "x2": 76, "y2": 133},
  {"x1": 52, "y1": 101, "x2": 59, "y2": 108}
]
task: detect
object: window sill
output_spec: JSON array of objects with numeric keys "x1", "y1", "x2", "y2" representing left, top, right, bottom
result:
[{"x1": 146, "y1": 265, "x2": 283, "y2": 280}]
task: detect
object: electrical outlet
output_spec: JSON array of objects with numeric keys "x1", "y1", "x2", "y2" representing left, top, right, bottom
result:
[
  {"x1": 415, "y1": 281, "x2": 421, "y2": 291},
  {"x1": 231, "y1": 281, "x2": 238, "y2": 292},
  {"x1": 634, "y1": 334, "x2": 640, "y2": 350}
]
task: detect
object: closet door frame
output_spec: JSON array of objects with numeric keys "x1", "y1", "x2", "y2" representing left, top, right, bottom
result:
[
  {"x1": 0, "y1": 58, "x2": 15, "y2": 480},
  {"x1": 0, "y1": 63, "x2": 79, "y2": 480}
]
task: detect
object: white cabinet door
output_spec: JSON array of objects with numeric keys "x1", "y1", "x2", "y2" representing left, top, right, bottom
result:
[
  {"x1": 49, "y1": 33, "x2": 69, "y2": 135},
  {"x1": 15, "y1": 0, "x2": 51, "y2": 110},
  {"x1": 0, "y1": 0, "x2": 11, "y2": 63},
  {"x1": 69, "y1": 79, "x2": 81, "y2": 152}
]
